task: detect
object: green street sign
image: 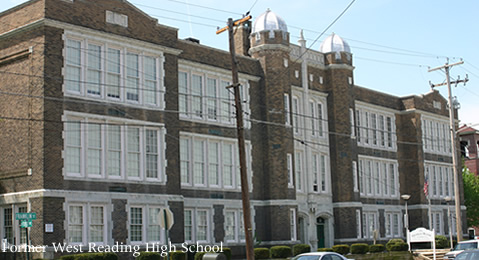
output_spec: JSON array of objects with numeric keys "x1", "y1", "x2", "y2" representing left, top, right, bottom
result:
[
  {"x1": 16, "y1": 212, "x2": 37, "y2": 220},
  {"x1": 20, "y1": 220, "x2": 32, "y2": 228}
]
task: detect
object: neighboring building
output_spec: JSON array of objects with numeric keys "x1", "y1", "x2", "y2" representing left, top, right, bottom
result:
[
  {"x1": 0, "y1": 1, "x2": 466, "y2": 259},
  {"x1": 459, "y1": 125, "x2": 479, "y2": 175},
  {"x1": 458, "y1": 125, "x2": 479, "y2": 238}
]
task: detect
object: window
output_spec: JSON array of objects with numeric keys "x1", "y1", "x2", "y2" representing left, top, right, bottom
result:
[
  {"x1": 290, "y1": 209, "x2": 297, "y2": 241},
  {"x1": 362, "y1": 212, "x2": 378, "y2": 239},
  {"x1": 422, "y1": 117, "x2": 451, "y2": 155},
  {"x1": 359, "y1": 157, "x2": 398, "y2": 198},
  {"x1": 356, "y1": 106, "x2": 396, "y2": 150},
  {"x1": 178, "y1": 67, "x2": 249, "y2": 127},
  {"x1": 309, "y1": 100, "x2": 325, "y2": 137},
  {"x1": 287, "y1": 153, "x2": 293, "y2": 188},
  {"x1": 284, "y1": 94, "x2": 290, "y2": 125},
  {"x1": 67, "y1": 204, "x2": 107, "y2": 244},
  {"x1": 180, "y1": 134, "x2": 252, "y2": 190},
  {"x1": 356, "y1": 209, "x2": 362, "y2": 239},
  {"x1": 225, "y1": 210, "x2": 245, "y2": 243},
  {"x1": 64, "y1": 35, "x2": 164, "y2": 108},
  {"x1": 353, "y1": 161, "x2": 358, "y2": 192},
  {"x1": 295, "y1": 151, "x2": 303, "y2": 192},
  {"x1": 312, "y1": 154, "x2": 328, "y2": 193},
  {"x1": 129, "y1": 206, "x2": 166, "y2": 243},
  {"x1": 64, "y1": 114, "x2": 166, "y2": 182},
  {"x1": 1, "y1": 205, "x2": 28, "y2": 246},
  {"x1": 385, "y1": 212, "x2": 401, "y2": 238},
  {"x1": 431, "y1": 211, "x2": 443, "y2": 235},
  {"x1": 184, "y1": 208, "x2": 210, "y2": 243},
  {"x1": 424, "y1": 162, "x2": 454, "y2": 200},
  {"x1": 292, "y1": 96, "x2": 301, "y2": 135}
]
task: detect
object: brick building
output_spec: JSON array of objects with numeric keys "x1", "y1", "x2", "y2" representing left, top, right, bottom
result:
[
  {"x1": 0, "y1": 0, "x2": 466, "y2": 259},
  {"x1": 459, "y1": 125, "x2": 479, "y2": 175}
]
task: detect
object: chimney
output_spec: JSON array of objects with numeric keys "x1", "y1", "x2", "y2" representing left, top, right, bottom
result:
[{"x1": 234, "y1": 20, "x2": 251, "y2": 56}]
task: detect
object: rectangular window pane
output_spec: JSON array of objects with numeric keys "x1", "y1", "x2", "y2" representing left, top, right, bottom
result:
[
  {"x1": 192, "y1": 75, "x2": 203, "y2": 117},
  {"x1": 87, "y1": 123, "x2": 102, "y2": 176},
  {"x1": 126, "y1": 53, "x2": 139, "y2": 101},
  {"x1": 87, "y1": 44, "x2": 101, "y2": 96},
  {"x1": 66, "y1": 120, "x2": 81, "y2": 174},
  {"x1": 197, "y1": 210, "x2": 207, "y2": 241},
  {"x1": 180, "y1": 138, "x2": 190, "y2": 184},
  {"x1": 193, "y1": 140, "x2": 205, "y2": 185},
  {"x1": 184, "y1": 210, "x2": 193, "y2": 241},
  {"x1": 295, "y1": 152, "x2": 302, "y2": 191},
  {"x1": 130, "y1": 207, "x2": 143, "y2": 242},
  {"x1": 209, "y1": 142, "x2": 219, "y2": 186},
  {"x1": 106, "y1": 48, "x2": 121, "y2": 99},
  {"x1": 69, "y1": 205, "x2": 83, "y2": 243},
  {"x1": 207, "y1": 78, "x2": 217, "y2": 120},
  {"x1": 223, "y1": 143, "x2": 233, "y2": 187},
  {"x1": 220, "y1": 80, "x2": 232, "y2": 123},
  {"x1": 3, "y1": 208, "x2": 13, "y2": 244},
  {"x1": 90, "y1": 206, "x2": 104, "y2": 243},
  {"x1": 144, "y1": 56, "x2": 157, "y2": 105},
  {"x1": 146, "y1": 129, "x2": 158, "y2": 178},
  {"x1": 179, "y1": 72, "x2": 188, "y2": 115},
  {"x1": 225, "y1": 211, "x2": 236, "y2": 241},
  {"x1": 66, "y1": 39, "x2": 81, "y2": 92},
  {"x1": 148, "y1": 208, "x2": 161, "y2": 241},
  {"x1": 107, "y1": 125, "x2": 121, "y2": 177},
  {"x1": 127, "y1": 128, "x2": 140, "y2": 178}
]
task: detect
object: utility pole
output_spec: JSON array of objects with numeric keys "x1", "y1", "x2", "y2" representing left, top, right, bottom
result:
[
  {"x1": 428, "y1": 60, "x2": 468, "y2": 242},
  {"x1": 217, "y1": 16, "x2": 254, "y2": 260}
]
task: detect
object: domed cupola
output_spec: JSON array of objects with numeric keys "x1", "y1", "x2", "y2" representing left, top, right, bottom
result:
[
  {"x1": 320, "y1": 33, "x2": 352, "y2": 64},
  {"x1": 250, "y1": 9, "x2": 289, "y2": 46},
  {"x1": 252, "y1": 8, "x2": 288, "y2": 34}
]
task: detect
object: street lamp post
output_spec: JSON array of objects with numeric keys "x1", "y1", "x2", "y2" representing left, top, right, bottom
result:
[
  {"x1": 401, "y1": 194, "x2": 411, "y2": 251},
  {"x1": 445, "y1": 196, "x2": 454, "y2": 249}
]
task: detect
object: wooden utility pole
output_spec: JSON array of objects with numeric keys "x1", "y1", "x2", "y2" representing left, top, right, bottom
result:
[
  {"x1": 429, "y1": 60, "x2": 468, "y2": 242},
  {"x1": 217, "y1": 17, "x2": 254, "y2": 260}
]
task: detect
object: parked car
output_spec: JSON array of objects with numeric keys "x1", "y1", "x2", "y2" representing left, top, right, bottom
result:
[
  {"x1": 444, "y1": 240, "x2": 479, "y2": 259},
  {"x1": 291, "y1": 252, "x2": 354, "y2": 260},
  {"x1": 454, "y1": 249, "x2": 479, "y2": 260}
]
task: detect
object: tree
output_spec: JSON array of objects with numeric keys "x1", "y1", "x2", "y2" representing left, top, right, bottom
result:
[{"x1": 463, "y1": 166, "x2": 479, "y2": 227}]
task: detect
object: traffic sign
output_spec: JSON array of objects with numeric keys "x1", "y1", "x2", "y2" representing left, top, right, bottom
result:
[
  {"x1": 21, "y1": 220, "x2": 32, "y2": 228},
  {"x1": 16, "y1": 212, "x2": 36, "y2": 220},
  {"x1": 158, "y1": 208, "x2": 174, "y2": 230}
]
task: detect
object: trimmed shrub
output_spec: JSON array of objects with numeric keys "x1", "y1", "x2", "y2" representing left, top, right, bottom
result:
[
  {"x1": 254, "y1": 248, "x2": 270, "y2": 259},
  {"x1": 137, "y1": 252, "x2": 163, "y2": 260},
  {"x1": 270, "y1": 246, "x2": 292, "y2": 258},
  {"x1": 317, "y1": 248, "x2": 333, "y2": 252},
  {"x1": 436, "y1": 235, "x2": 449, "y2": 249},
  {"x1": 60, "y1": 256, "x2": 76, "y2": 260},
  {"x1": 194, "y1": 252, "x2": 206, "y2": 260},
  {"x1": 386, "y1": 238, "x2": 405, "y2": 252},
  {"x1": 293, "y1": 244, "x2": 311, "y2": 256},
  {"x1": 332, "y1": 245, "x2": 350, "y2": 255},
  {"x1": 350, "y1": 243, "x2": 369, "y2": 254},
  {"x1": 368, "y1": 244, "x2": 385, "y2": 253},
  {"x1": 389, "y1": 242, "x2": 408, "y2": 251},
  {"x1": 170, "y1": 251, "x2": 187, "y2": 260}
]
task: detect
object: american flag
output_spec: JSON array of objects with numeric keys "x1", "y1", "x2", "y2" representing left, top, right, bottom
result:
[{"x1": 423, "y1": 175, "x2": 429, "y2": 197}]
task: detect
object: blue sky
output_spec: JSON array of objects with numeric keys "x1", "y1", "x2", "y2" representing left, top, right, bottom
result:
[{"x1": 2, "y1": 0, "x2": 478, "y2": 126}]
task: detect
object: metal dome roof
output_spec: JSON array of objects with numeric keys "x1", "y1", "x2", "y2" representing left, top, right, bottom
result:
[
  {"x1": 252, "y1": 9, "x2": 288, "y2": 33},
  {"x1": 319, "y1": 33, "x2": 351, "y2": 54}
]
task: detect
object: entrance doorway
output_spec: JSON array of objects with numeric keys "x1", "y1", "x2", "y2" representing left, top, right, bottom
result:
[{"x1": 317, "y1": 217, "x2": 325, "y2": 248}]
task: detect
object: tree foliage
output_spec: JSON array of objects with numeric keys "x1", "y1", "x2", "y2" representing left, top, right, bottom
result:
[{"x1": 463, "y1": 166, "x2": 479, "y2": 226}]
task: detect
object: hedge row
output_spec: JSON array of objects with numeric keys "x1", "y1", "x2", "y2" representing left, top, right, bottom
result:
[{"x1": 59, "y1": 252, "x2": 118, "y2": 260}]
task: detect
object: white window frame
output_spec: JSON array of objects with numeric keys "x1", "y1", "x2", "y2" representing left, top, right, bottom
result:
[
  {"x1": 290, "y1": 208, "x2": 297, "y2": 241},
  {"x1": 358, "y1": 156, "x2": 399, "y2": 199},
  {"x1": 424, "y1": 161, "x2": 454, "y2": 200},
  {"x1": 0, "y1": 204, "x2": 28, "y2": 246},
  {"x1": 66, "y1": 203, "x2": 108, "y2": 245},
  {"x1": 179, "y1": 133, "x2": 253, "y2": 190},
  {"x1": 287, "y1": 153, "x2": 293, "y2": 188},
  {"x1": 422, "y1": 115, "x2": 451, "y2": 156},
  {"x1": 224, "y1": 209, "x2": 246, "y2": 243},
  {"x1": 178, "y1": 65, "x2": 250, "y2": 128},
  {"x1": 355, "y1": 104, "x2": 397, "y2": 151},
  {"x1": 184, "y1": 208, "x2": 211, "y2": 243},
  {"x1": 63, "y1": 33, "x2": 165, "y2": 109},
  {"x1": 128, "y1": 205, "x2": 167, "y2": 244},
  {"x1": 63, "y1": 112, "x2": 166, "y2": 183}
]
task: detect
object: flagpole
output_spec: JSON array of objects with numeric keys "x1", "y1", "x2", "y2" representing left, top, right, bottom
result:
[{"x1": 428, "y1": 197, "x2": 432, "y2": 229}]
